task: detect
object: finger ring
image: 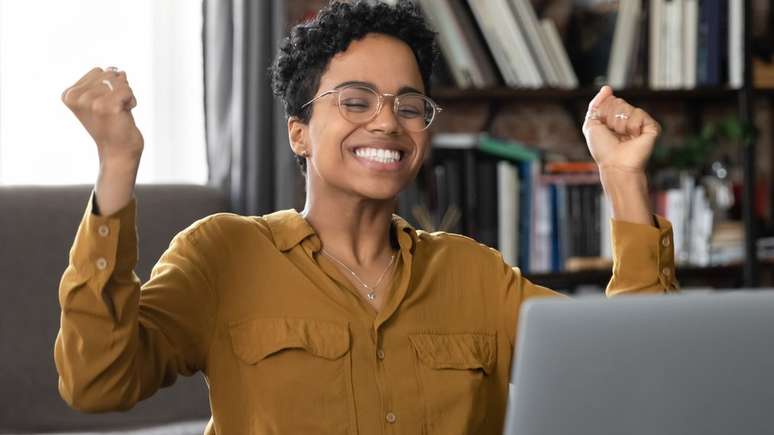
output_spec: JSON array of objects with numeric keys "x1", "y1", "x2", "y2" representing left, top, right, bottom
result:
[
  {"x1": 587, "y1": 109, "x2": 600, "y2": 121},
  {"x1": 615, "y1": 112, "x2": 630, "y2": 120},
  {"x1": 101, "y1": 79, "x2": 114, "y2": 92}
]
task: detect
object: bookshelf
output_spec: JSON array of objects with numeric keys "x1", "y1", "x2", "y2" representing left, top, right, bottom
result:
[
  {"x1": 528, "y1": 261, "x2": 774, "y2": 294},
  {"x1": 428, "y1": 84, "x2": 773, "y2": 290},
  {"x1": 433, "y1": 87, "x2": 774, "y2": 101},
  {"x1": 414, "y1": 0, "x2": 772, "y2": 291}
]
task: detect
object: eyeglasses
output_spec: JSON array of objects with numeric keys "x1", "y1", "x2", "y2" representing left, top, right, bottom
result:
[{"x1": 300, "y1": 83, "x2": 443, "y2": 132}]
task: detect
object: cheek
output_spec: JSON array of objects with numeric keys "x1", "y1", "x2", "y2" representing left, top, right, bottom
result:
[
  {"x1": 309, "y1": 119, "x2": 357, "y2": 167},
  {"x1": 410, "y1": 132, "x2": 430, "y2": 161}
]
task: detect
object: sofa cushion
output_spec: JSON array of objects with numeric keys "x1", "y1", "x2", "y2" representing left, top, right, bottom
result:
[{"x1": 0, "y1": 184, "x2": 228, "y2": 433}]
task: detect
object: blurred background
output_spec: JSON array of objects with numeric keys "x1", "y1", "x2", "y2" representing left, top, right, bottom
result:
[{"x1": 0, "y1": 0, "x2": 772, "y2": 433}]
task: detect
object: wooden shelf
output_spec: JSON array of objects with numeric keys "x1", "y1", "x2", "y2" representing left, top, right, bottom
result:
[
  {"x1": 525, "y1": 261, "x2": 774, "y2": 292},
  {"x1": 431, "y1": 86, "x2": 774, "y2": 102}
]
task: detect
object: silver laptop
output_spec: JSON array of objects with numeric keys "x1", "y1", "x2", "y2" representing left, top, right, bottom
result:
[{"x1": 503, "y1": 290, "x2": 774, "y2": 435}]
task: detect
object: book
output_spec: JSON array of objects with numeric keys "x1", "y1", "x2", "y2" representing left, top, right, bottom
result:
[
  {"x1": 539, "y1": 19, "x2": 579, "y2": 89},
  {"x1": 467, "y1": 0, "x2": 522, "y2": 86},
  {"x1": 607, "y1": 0, "x2": 642, "y2": 88},
  {"x1": 478, "y1": 135, "x2": 540, "y2": 162},
  {"x1": 697, "y1": 0, "x2": 723, "y2": 86},
  {"x1": 649, "y1": 0, "x2": 664, "y2": 88},
  {"x1": 728, "y1": 0, "x2": 744, "y2": 88},
  {"x1": 497, "y1": 160, "x2": 520, "y2": 266},
  {"x1": 417, "y1": 0, "x2": 498, "y2": 88},
  {"x1": 683, "y1": 0, "x2": 699, "y2": 89},
  {"x1": 509, "y1": 0, "x2": 562, "y2": 87}
]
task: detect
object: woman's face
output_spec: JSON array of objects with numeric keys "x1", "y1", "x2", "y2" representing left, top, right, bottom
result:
[{"x1": 292, "y1": 32, "x2": 430, "y2": 201}]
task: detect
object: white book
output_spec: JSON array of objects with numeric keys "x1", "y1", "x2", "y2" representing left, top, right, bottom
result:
[
  {"x1": 431, "y1": 132, "x2": 480, "y2": 149},
  {"x1": 531, "y1": 178, "x2": 551, "y2": 273},
  {"x1": 728, "y1": 0, "x2": 744, "y2": 88},
  {"x1": 497, "y1": 161, "x2": 520, "y2": 266},
  {"x1": 683, "y1": 0, "x2": 699, "y2": 89},
  {"x1": 665, "y1": 188, "x2": 686, "y2": 264},
  {"x1": 665, "y1": 0, "x2": 684, "y2": 89},
  {"x1": 649, "y1": 0, "x2": 664, "y2": 89},
  {"x1": 608, "y1": 0, "x2": 641, "y2": 88},
  {"x1": 509, "y1": 0, "x2": 561, "y2": 87},
  {"x1": 489, "y1": 0, "x2": 544, "y2": 88},
  {"x1": 417, "y1": 0, "x2": 475, "y2": 88},
  {"x1": 600, "y1": 191, "x2": 612, "y2": 260},
  {"x1": 539, "y1": 19, "x2": 579, "y2": 89},
  {"x1": 688, "y1": 186, "x2": 713, "y2": 266},
  {"x1": 468, "y1": 0, "x2": 521, "y2": 86}
]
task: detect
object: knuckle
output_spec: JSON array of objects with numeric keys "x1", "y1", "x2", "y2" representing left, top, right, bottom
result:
[
  {"x1": 76, "y1": 90, "x2": 93, "y2": 109},
  {"x1": 61, "y1": 87, "x2": 74, "y2": 105}
]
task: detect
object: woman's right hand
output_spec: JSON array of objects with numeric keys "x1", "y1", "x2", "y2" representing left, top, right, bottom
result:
[
  {"x1": 62, "y1": 67, "x2": 144, "y2": 216},
  {"x1": 62, "y1": 67, "x2": 144, "y2": 164}
]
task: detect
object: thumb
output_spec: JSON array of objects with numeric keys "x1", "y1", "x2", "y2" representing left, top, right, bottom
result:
[{"x1": 587, "y1": 85, "x2": 614, "y2": 113}]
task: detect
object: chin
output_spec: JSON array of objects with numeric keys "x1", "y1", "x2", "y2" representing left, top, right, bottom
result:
[{"x1": 355, "y1": 182, "x2": 403, "y2": 201}]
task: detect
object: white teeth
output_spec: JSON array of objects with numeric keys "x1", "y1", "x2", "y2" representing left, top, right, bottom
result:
[{"x1": 354, "y1": 147, "x2": 401, "y2": 164}]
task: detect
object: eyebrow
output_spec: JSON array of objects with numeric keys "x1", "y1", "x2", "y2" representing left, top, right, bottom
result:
[{"x1": 333, "y1": 80, "x2": 425, "y2": 95}]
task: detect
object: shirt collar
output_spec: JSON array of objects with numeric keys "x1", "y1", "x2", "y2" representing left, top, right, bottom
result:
[{"x1": 262, "y1": 209, "x2": 418, "y2": 254}]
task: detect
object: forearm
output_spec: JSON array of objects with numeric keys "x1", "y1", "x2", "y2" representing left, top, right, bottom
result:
[
  {"x1": 94, "y1": 157, "x2": 140, "y2": 217},
  {"x1": 598, "y1": 166, "x2": 654, "y2": 226}
]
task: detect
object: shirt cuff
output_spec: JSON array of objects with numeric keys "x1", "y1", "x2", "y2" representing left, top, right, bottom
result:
[
  {"x1": 607, "y1": 214, "x2": 679, "y2": 296},
  {"x1": 70, "y1": 189, "x2": 138, "y2": 291}
]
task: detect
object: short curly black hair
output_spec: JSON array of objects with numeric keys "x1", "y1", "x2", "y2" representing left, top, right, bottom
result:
[{"x1": 270, "y1": 0, "x2": 439, "y2": 177}]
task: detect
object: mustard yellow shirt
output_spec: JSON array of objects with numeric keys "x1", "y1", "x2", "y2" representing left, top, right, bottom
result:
[{"x1": 55, "y1": 191, "x2": 678, "y2": 435}]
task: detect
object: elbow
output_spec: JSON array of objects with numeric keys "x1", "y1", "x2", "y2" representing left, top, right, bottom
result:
[{"x1": 58, "y1": 377, "x2": 137, "y2": 413}]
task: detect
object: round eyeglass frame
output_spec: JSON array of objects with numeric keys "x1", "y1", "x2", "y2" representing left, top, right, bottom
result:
[{"x1": 300, "y1": 84, "x2": 443, "y2": 132}]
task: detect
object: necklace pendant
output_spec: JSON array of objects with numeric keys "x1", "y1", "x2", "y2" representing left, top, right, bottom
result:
[{"x1": 367, "y1": 292, "x2": 376, "y2": 301}]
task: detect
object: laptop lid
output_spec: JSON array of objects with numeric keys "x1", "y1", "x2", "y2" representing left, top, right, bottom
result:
[{"x1": 503, "y1": 290, "x2": 774, "y2": 435}]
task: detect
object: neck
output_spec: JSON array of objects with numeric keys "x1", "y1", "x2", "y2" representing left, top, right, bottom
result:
[{"x1": 300, "y1": 190, "x2": 398, "y2": 269}]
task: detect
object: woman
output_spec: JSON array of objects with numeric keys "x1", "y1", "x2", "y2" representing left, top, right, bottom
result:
[{"x1": 55, "y1": 1, "x2": 677, "y2": 434}]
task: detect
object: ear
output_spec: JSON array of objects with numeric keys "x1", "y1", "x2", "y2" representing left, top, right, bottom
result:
[{"x1": 288, "y1": 116, "x2": 308, "y2": 156}]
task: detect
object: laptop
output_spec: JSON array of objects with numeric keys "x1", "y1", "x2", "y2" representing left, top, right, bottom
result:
[{"x1": 503, "y1": 290, "x2": 774, "y2": 435}]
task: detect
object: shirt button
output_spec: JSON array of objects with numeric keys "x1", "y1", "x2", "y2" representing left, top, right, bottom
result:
[
  {"x1": 662, "y1": 267, "x2": 671, "y2": 276},
  {"x1": 377, "y1": 349, "x2": 385, "y2": 360},
  {"x1": 98, "y1": 224, "x2": 110, "y2": 237},
  {"x1": 96, "y1": 257, "x2": 108, "y2": 270},
  {"x1": 385, "y1": 412, "x2": 397, "y2": 424},
  {"x1": 662, "y1": 237, "x2": 670, "y2": 247}
]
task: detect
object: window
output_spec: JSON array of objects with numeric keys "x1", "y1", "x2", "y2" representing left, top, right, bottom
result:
[{"x1": 0, "y1": 0, "x2": 207, "y2": 185}]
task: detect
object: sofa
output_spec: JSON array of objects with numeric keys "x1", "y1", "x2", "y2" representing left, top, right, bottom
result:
[{"x1": 0, "y1": 184, "x2": 229, "y2": 434}]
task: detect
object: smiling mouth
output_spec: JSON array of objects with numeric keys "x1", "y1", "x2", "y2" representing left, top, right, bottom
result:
[{"x1": 352, "y1": 147, "x2": 406, "y2": 164}]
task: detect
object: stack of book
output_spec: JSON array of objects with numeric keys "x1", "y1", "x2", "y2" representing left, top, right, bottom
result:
[
  {"x1": 648, "y1": 0, "x2": 744, "y2": 89},
  {"x1": 417, "y1": 0, "x2": 577, "y2": 89},
  {"x1": 416, "y1": 0, "x2": 746, "y2": 90},
  {"x1": 398, "y1": 133, "x2": 612, "y2": 274}
]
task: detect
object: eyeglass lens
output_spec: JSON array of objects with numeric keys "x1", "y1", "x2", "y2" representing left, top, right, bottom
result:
[{"x1": 337, "y1": 86, "x2": 435, "y2": 131}]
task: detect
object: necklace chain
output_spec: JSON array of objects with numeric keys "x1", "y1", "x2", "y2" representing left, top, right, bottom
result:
[{"x1": 321, "y1": 248, "x2": 396, "y2": 301}]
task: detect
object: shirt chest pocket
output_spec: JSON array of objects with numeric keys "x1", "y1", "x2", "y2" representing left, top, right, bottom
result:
[
  {"x1": 409, "y1": 332, "x2": 497, "y2": 435},
  {"x1": 228, "y1": 317, "x2": 357, "y2": 435}
]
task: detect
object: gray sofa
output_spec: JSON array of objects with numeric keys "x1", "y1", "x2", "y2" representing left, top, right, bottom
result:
[{"x1": 0, "y1": 184, "x2": 229, "y2": 434}]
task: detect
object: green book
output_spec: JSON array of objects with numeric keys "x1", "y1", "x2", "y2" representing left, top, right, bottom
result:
[{"x1": 478, "y1": 135, "x2": 539, "y2": 162}]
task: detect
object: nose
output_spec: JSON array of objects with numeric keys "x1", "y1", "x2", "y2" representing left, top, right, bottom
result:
[{"x1": 365, "y1": 94, "x2": 402, "y2": 135}]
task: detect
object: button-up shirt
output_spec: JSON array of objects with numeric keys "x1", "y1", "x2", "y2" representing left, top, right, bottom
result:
[{"x1": 55, "y1": 191, "x2": 678, "y2": 435}]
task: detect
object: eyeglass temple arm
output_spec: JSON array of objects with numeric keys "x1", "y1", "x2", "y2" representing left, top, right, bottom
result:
[{"x1": 300, "y1": 89, "x2": 338, "y2": 109}]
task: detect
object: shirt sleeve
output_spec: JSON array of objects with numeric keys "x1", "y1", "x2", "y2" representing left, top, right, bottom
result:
[
  {"x1": 498, "y1": 214, "x2": 678, "y2": 346},
  {"x1": 606, "y1": 214, "x2": 679, "y2": 296},
  {"x1": 54, "y1": 189, "x2": 218, "y2": 412}
]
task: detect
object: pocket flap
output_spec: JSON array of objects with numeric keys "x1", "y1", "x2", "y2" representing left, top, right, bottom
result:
[
  {"x1": 229, "y1": 317, "x2": 350, "y2": 364},
  {"x1": 409, "y1": 333, "x2": 496, "y2": 374}
]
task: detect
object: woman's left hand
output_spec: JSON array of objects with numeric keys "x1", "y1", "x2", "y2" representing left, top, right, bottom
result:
[{"x1": 582, "y1": 86, "x2": 660, "y2": 172}]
